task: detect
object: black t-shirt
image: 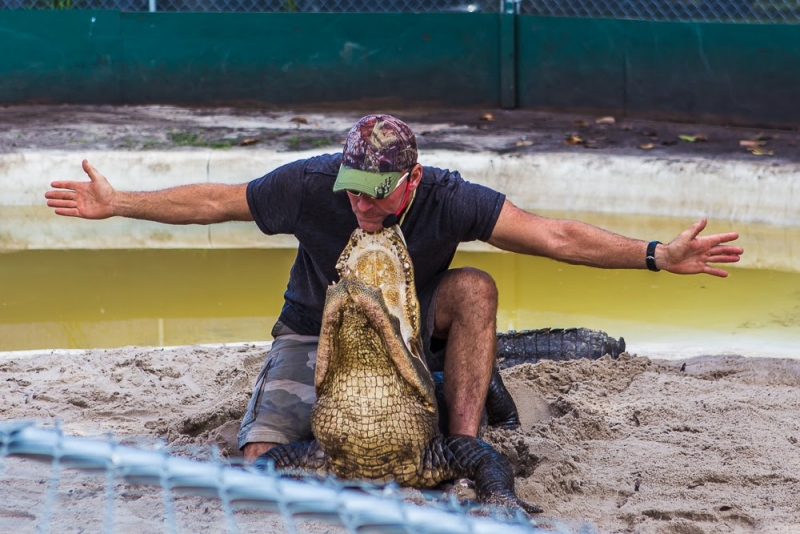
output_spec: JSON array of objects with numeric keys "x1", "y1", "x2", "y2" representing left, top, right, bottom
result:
[{"x1": 246, "y1": 153, "x2": 505, "y2": 336}]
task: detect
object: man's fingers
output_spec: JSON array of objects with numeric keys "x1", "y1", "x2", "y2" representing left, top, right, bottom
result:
[
  {"x1": 708, "y1": 253, "x2": 741, "y2": 264},
  {"x1": 82, "y1": 159, "x2": 104, "y2": 182},
  {"x1": 46, "y1": 199, "x2": 76, "y2": 209},
  {"x1": 711, "y1": 232, "x2": 740, "y2": 245},
  {"x1": 704, "y1": 266, "x2": 730, "y2": 278},
  {"x1": 714, "y1": 245, "x2": 743, "y2": 256},
  {"x1": 687, "y1": 218, "x2": 708, "y2": 239},
  {"x1": 44, "y1": 190, "x2": 75, "y2": 201},
  {"x1": 48, "y1": 181, "x2": 78, "y2": 191},
  {"x1": 53, "y1": 208, "x2": 81, "y2": 217}
]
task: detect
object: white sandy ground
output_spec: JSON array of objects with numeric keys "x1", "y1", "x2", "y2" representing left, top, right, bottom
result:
[{"x1": 1, "y1": 344, "x2": 800, "y2": 533}]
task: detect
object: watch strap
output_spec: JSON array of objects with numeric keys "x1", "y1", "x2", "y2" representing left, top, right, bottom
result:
[{"x1": 646, "y1": 240, "x2": 662, "y2": 272}]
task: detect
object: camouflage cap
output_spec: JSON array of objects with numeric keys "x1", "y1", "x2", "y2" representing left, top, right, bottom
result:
[{"x1": 333, "y1": 114, "x2": 418, "y2": 199}]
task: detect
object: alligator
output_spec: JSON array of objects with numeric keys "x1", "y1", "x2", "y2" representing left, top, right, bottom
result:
[
  {"x1": 256, "y1": 226, "x2": 541, "y2": 515},
  {"x1": 495, "y1": 327, "x2": 626, "y2": 369}
]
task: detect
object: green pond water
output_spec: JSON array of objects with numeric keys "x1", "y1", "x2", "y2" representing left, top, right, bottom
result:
[{"x1": 1, "y1": 248, "x2": 798, "y2": 358}]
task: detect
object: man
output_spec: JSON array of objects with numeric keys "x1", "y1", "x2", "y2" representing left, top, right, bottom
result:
[{"x1": 45, "y1": 114, "x2": 743, "y2": 463}]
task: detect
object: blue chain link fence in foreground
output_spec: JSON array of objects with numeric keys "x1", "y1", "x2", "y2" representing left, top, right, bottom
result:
[
  {"x1": 1, "y1": 421, "x2": 580, "y2": 534},
  {"x1": 2, "y1": 0, "x2": 799, "y2": 23}
]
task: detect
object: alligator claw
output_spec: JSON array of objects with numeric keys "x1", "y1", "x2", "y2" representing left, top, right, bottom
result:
[
  {"x1": 486, "y1": 492, "x2": 544, "y2": 515},
  {"x1": 516, "y1": 497, "x2": 544, "y2": 515}
]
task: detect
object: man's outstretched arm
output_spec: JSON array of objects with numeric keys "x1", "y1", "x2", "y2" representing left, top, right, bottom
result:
[
  {"x1": 488, "y1": 199, "x2": 743, "y2": 277},
  {"x1": 45, "y1": 159, "x2": 253, "y2": 225}
]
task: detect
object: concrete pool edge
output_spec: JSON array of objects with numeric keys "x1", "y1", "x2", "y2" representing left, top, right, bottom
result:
[{"x1": 5, "y1": 147, "x2": 799, "y2": 224}]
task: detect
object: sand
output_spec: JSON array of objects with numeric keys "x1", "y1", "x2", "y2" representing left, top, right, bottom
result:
[{"x1": 2, "y1": 344, "x2": 799, "y2": 533}]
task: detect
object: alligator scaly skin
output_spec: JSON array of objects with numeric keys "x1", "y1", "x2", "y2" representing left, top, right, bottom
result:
[{"x1": 496, "y1": 327, "x2": 626, "y2": 370}]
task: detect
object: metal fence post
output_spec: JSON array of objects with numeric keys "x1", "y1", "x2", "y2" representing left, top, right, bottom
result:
[{"x1": 500, "y1": 0, "x2": 518, "y2": 109}]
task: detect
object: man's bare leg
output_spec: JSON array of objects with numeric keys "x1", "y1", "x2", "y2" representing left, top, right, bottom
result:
[
  {"x1": 243, "y1": 442, "x2": 280, "y2": 463},
  {"x1": 433, "y1": 268, "x2": 498, "y2": 437}
]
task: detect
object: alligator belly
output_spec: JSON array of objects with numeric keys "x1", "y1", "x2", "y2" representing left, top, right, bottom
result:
[{"x1": 311, "y1": 385, "x2": 437, "y2": 483}]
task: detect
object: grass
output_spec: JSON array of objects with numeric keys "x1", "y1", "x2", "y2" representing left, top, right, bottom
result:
[
  {"x1": 166, "y1": 130, "x2": 336, "y2": 151},
  {"x1": 285, "y1": 135, "x2": 336, "y2": 150},
  {"x1": 169, "y1": 131, "x2": 237, "y2": 149}
]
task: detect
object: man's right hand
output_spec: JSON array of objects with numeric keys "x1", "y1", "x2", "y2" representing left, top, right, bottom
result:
[{"x1": 45, "y1": 159, "x2": 116, "y2": 219}]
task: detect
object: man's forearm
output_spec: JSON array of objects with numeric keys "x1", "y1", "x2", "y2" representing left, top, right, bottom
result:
[
  {"x1": 553, "y1": 220, "x2": 655, "y2": 270},
  {"x1": 113, "y1": 183, "x2": 252, "y2": 225},
  {"x1": 490, "y1": 207, "x2": 653, "y2": 269}
]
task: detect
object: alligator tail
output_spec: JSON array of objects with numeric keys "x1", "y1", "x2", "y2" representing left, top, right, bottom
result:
[{"x1": 496, "y1": 327, "x2": 626, "y2": 370}]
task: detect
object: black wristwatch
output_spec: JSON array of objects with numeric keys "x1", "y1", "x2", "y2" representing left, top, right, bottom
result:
[{"x1": 646, "y1": 240, "x2": 661, "y2": 272}]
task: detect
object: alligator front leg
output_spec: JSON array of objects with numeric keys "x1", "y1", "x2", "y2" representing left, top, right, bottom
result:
[
  {"x1": 253, "y1": 440, "x2": 331, "y2": 479},
  {"x1": 432, "y1": 365, "x2": 520, "y2": 434},
  {"x1": 424, "y1": 435, "x2": 543, "y2": 515},
  {"x1": 485, "y1": 363, "x2": 520, "y2": 429}
]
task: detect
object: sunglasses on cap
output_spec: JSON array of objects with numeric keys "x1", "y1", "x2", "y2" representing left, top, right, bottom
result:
[{"x1": 345, "y1": 169, "x2": 411, "y2": 199}]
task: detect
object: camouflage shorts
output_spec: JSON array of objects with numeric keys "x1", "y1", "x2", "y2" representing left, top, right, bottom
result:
[{"x1": 237, "y1": 331, "x2": 319, "y2": 448}]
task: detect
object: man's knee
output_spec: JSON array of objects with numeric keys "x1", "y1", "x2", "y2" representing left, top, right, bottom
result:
[
  {"x1": 434, "y1": 268, "x2": 498, "y2": 335},
  {"x1": 438, "y1": 267, "x2": 498, "y2": 313}
]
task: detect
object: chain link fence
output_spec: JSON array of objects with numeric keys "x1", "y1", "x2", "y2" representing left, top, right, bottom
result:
[
  {"x1": 1, "y1": 421, "x2": 555, "y2": 534},
  {"x1": 1, "y1": 0, "x2": 798, "y2": 23},
  {"x1": 520, "y1": 0, "x2": 800, "y2": 23},
  {"x1": 1, "y1": 0, "x2": 502, "y2": 13}
]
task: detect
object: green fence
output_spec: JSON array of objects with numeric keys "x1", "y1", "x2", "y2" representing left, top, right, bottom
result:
[
  {"x1": 517, "y1": 17, "x2": 800, "y2": 127},
  {"x1": 1, "y1": 11, "x2": 798, "y2": 126}
]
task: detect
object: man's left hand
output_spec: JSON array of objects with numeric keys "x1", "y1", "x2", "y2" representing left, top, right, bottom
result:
[{"x1": 661, "y1": 218, "x2": 743, "y2": 277}]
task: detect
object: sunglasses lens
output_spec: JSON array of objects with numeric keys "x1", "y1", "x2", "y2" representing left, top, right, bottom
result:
[{"x1": 344, "y1": 169, "x2": 411, "y2": 200}]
